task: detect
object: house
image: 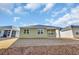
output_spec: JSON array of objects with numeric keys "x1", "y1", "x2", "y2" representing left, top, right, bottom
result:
[
  {"x1": 20, "y1": 25, "x2": 61, "y2": 39},
  {"x1": 60, "y1": 25, "x2": 79, "y2": 38},
  {"x1": 0, "y1": 26, "x2": 20, "y2": 38}
]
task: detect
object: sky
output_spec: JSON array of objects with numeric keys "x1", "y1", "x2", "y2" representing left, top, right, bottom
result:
[{"x1": 0, "y1": 3, "x2": 79, "y2": 27}]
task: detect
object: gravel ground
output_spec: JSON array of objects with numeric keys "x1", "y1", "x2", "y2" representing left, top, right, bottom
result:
[{"x1": 11, "y1": 38, "x2": 79, "y2": 48}]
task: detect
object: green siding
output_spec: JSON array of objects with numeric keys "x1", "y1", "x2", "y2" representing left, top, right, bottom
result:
[{"x1": 20, "y1": 28, "x2": 56, "y2": 38}]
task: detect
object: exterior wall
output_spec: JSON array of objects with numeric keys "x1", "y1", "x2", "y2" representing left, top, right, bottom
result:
[
  {"x1": 0, "y1": 30, "x2": 4, "y2": 37},
  {"x1": 60, "y1": 30, "x2": 74, "y2": 38},
  {"x1": 0, "y1": 29, "x2": 2, "y2": 37},
  {"x1": 0, "y1": 29, "x2": 20, "y2": 38},
  {"x1": 10, "y1": 29, "x2": 20, "y2": 38},
  {"x1": 16, "y1": 31, "x2": 20, "y2": 38},
  {"x1": 72, "y1": 28, "x2": 79, "y2": 38},
  {"x1": 0, "y1": 29, "x2": 11, "y2": 38},
  {"x1": 20, "y1": 28, "x2": 57, "y2": 38},
  {"x1": 56, "y1": 30, "x2": 60, "y2": 38},
  {"x1": 20, "y1": 28, "x2": 46, "y2": 38}
]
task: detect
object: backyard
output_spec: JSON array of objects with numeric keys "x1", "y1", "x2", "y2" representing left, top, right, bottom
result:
[{"x1": 0, "y1": 38, "x2": 79, "y2": 55}]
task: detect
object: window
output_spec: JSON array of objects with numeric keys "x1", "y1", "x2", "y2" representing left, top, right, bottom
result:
[
  {"x1": 11, "y1": 31, "x2": 16, "y2": 37},
  {"x1": 47, "y1": 30, "x2": 54, "y2": 35},
  {"x1": 0, "y1": 31, "x2": 1, "y2": 36},
  {"x1": 37, "y1": 29, "x2": 44, "y2": 34},
  {"x1": 26, "y1": 29, "x2": 29, "y2": 34},
  {"x1": 76, "y1": 32, "x2": 79, "y2": 35},
  {"x1": 24, "y1": 30, "x2": 26, "y2": 34},
  {"x1": 50, "y1": 32, "x2": 54, "y2": 35},
  {"x1": 8, "y1": 30, "x2": 11, "y2": 36},
  {"x1": 24, "y1": 29, "x2": 29, "y2": 34},
  {"x1": 3, "y1": 30, "x2": 11, "y2": 37}
]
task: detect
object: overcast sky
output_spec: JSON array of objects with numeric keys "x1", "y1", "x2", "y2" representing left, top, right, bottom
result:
[{"x1": 0, "y1": 3, "x2": 79, "y2": 27}]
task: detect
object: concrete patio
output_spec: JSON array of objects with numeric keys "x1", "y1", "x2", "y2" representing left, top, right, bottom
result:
[{"x1": 0, "y1": 38, "x2": 17, "y2": 49}]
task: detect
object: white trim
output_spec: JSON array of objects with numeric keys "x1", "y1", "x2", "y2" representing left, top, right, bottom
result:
[{"x1": 9, "y1": 29, "x2": 13, "y2": 38}]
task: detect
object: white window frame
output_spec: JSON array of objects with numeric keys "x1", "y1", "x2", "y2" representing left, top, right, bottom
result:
[
  {"x1": 37, "y1": 29, "x2": 44, "y2": 35},
  {"x1": 24, "y1": 29, "x2": 30, "y2": 34}
]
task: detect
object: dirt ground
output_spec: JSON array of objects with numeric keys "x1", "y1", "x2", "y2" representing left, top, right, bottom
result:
[
  {"x1": 0, "y1": 45, "x2": 79, "y2": 55},
  {"x1": 1, "y1": 38, "x2": 79, "y2": 55}
]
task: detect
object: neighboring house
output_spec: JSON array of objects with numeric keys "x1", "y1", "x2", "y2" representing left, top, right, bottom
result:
[
  {"x1": 0, "y1": 26, "x2": 20, "y2": 38},
  {"x1": 20, "y1": 25, "x2": 61, "y2": 39},
  {"x1": 60, "y1": 25, "x2": 79, "y2": 38}
]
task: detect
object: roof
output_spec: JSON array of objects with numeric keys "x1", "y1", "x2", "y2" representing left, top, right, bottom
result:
[
  {"x1": 20, "y1": 25, "x2": 61, "y2": 29},
  {"x1": 0, "y1": 26, "x2": 19, "y2": 30},
  {"x1": 71, "y1": 25, "x2": 79, "y2": 28},
  {"x1": 61, "y1": 25, "x2": 79, "y2": 31}
]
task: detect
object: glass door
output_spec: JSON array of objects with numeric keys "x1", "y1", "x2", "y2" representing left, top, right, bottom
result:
[
  {"x1": 11, "y1": 30, "x2": 16, "y2": 37},
  {"x1": 3, "y1": 30, "x2": 11, "y2": 38}
]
